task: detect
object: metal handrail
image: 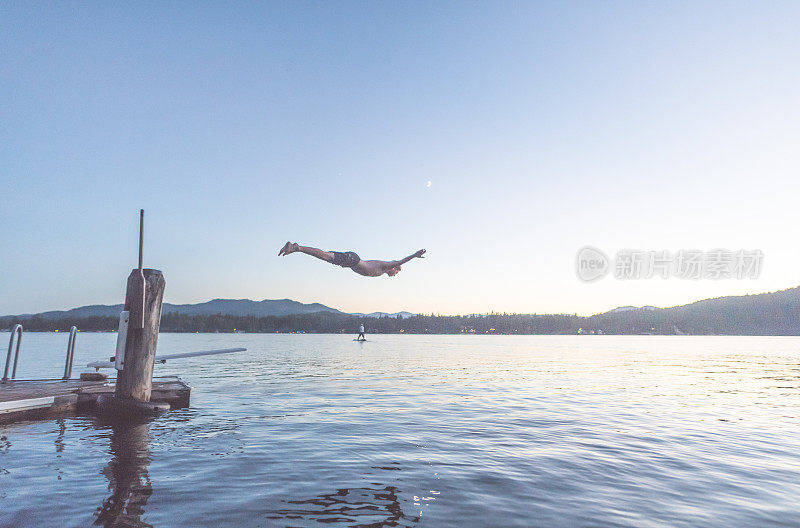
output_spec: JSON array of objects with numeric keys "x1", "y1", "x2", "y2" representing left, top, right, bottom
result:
[
  {"x1": 63, "y1": 326, "x2": 77, "y2": 380},
  {"x1": 3, "y1": 324, "x2": 23, "y2": 381}
]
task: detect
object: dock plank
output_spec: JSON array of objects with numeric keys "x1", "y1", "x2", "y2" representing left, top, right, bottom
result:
[
  {"x1": 0, "y1": 379, "x2": 107, "y2": 403},
  {"x1": 0, "y1": 376, "x2": 190, "y2": 424}
]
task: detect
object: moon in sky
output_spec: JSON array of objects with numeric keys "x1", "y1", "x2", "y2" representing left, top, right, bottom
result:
[{"x1": 426, "y1": 181, "x2": 432, "y2": 188}]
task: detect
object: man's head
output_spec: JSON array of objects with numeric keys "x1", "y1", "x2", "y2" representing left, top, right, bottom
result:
[{"x1": 386, "y1": 265, "x2": 402, "y2": 277}]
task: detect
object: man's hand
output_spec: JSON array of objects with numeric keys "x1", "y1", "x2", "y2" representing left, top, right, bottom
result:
[{"x1": 414, "y1": 249, "x2": 426, "y2": 258}]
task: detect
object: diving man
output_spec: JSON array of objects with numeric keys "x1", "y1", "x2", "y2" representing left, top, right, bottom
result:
[{"x1": 278, "y1": 242, "x2": 426, "y2": 277}]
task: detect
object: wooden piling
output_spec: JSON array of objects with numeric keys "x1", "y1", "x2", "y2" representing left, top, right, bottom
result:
[{"x1": 114, "y1": 268, "x2": 165, "y2": 402}]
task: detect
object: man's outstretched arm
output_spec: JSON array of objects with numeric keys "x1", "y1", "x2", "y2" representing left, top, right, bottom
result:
[{"x1": 389, "y1": 249, "x2": 426, "y2": 267}]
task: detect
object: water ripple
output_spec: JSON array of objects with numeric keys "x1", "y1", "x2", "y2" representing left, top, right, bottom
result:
[{"x1": 1, "y1": 335, "x2": 799, "y2": 527}]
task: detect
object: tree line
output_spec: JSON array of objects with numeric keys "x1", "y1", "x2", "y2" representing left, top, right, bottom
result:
[
  {"x1": 0, "y1": 312, "x2": 584, "y2": 334},
  {"x1": 2, "y1": 293, "x2": 799, "y2": 335}
]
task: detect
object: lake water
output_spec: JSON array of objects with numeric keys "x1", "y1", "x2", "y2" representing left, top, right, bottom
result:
[{"x1": 1, "y1": 333, "x2": 799, "y2": 527}]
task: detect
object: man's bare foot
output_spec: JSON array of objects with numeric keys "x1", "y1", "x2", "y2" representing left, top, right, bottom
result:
[{"x1": 278, "y1": 241, "x2": 299, "y2": 256}]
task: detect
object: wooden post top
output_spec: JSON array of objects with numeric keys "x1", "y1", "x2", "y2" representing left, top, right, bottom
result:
[{"x1": 131, "y1": 268, "x2": 163, "y2": 275}]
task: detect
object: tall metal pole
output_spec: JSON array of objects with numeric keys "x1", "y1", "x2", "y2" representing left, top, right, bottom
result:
[
  {"x1": 138, "y1": 209, "x2": 144, "y2": 271},
  {"x1": 129, "y1": 210, "x2": 146, "y2": 329}
]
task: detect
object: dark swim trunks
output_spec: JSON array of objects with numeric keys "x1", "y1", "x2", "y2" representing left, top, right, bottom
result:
[{"x1": 331, "y1": 251, "x2": 361, "y2": 268}]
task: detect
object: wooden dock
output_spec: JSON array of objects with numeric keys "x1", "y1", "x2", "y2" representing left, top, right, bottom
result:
[
  {"x1": 0, "y1": 211, "x2": 240, "y2": 425},
  {"x1": 0, "y1": 376, "x2": 190, "y2": 424}
]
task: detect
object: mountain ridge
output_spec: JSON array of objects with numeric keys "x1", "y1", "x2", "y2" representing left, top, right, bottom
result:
[
  {"x1": 2, "y1": 299, "x2": 418, "y2": 320},
  {"x1": 5, "y1": 298, "x2": 344, "y2": 320},
  {"x1": 3, "y1": 286, "x2": 800, "y2": 335}
]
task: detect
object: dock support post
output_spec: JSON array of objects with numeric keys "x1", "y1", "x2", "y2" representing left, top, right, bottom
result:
[{"x1": 114, "y1": 269, "x2": 165, "y2": 402}]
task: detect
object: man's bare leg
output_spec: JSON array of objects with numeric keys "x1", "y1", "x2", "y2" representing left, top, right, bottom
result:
[{"x1": 278, "y1": 241, "x2": 334, "y2": 263}]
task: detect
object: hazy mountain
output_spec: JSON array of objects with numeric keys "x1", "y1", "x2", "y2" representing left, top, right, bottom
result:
[
  {"x1": 163, "y1": 299, "x2": 342, "y2": 317},
  {"x1": 351, "y1": 311, "x2": 417, "y2": 319},
  {"x1": 4, "y1": 287, "x2": 800, "y2": 335},
  {"x1": 14, "y1": 304, "x2": 125, "y2": 320},
  {"x1": 606, "y1": 305, "x2": 660, "y2": 313},
  {"x1": 5, "y1": 298, "x2": 343, "y2": 319},
  {"x1": 590, "y1": 286, "x2": 800, "y2": 335},
  {"x1": 4, "y1": 299, "x2": 419, "y2": 321}
]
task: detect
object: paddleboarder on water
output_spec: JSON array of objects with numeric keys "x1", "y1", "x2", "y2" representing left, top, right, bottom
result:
[{"x1": 357, "y1": 324, "x2": 366, "y2": 341}]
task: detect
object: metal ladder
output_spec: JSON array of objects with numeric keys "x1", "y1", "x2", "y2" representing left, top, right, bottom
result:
[
  {"x1": 2, "y1": 324, "x2": 80, "y2": 381},
  {"x1": 63, "y1": 326, "x2": 77, "y2": 380},
  {"x1": 2, "y1": 324, "x2": 23, "y2": 381}
]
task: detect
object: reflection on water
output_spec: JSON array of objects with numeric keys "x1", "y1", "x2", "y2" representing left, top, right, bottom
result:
[
  {"x1": 265, "y1": 485, "x2": 419, "y2": 527},
  {"x1": 54, "y1": 418, "x2": 66, "y2": 481},
  {"x1": 93, "y1": 419, "x2": 153, "y2": 528},
  {"x1": 0, "y1": 433, "x2": 9, "y2": 500}
]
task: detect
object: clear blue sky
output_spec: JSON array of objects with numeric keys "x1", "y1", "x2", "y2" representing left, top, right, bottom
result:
[{"x1": 2, "y1": 1, "x2": 800, "y2": 316}]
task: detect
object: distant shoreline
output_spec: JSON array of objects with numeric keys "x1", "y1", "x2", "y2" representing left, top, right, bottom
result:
[
  {"x1": 3, "y1": 285, "x2": 799, "y2": 336},
  {"x1": 4, "y1": 330, "x2": 800, "y2": 337}
]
